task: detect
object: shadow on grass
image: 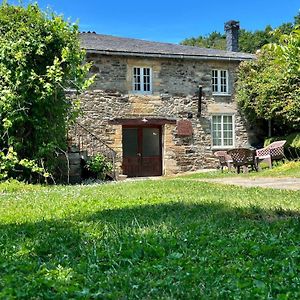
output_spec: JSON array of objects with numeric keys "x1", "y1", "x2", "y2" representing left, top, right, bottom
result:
[
  {"x1": 77, "y1": 201, "x2": 300, "y2": 234},
  {"x1": 1, "y1": 201, "x2": 300, "y2": 298}
]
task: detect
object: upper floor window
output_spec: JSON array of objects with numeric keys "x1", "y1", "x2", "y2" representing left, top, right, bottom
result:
[
  {"x1": 212, "y1": 114, "x2": 234, "y2": 148},
  {"x1": 212, "y1": 69, "x2": 229, "y2": 95},
  {"x1": 133, "y1": 67, "x2": 152, "y2": 93}
]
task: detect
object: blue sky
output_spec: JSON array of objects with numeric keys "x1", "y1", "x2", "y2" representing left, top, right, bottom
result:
[{"x1": 6, "y1": 0, "x2": 300, "y2": 43}]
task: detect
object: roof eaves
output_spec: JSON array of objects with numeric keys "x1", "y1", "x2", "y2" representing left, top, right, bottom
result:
[{"x1": 84, "y1": 49, "x2": 255, "y2": 61}]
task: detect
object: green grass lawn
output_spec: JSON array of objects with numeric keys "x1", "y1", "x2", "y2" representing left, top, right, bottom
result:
[
  {"x1": 252, "y1": 161, "x2": 300, "y2": 178},
  {"x1": 0, "y1": 172, "x2": 300, "y2": 298}
]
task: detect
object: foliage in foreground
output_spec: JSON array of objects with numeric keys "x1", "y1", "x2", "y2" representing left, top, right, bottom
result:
[
  {"x1": 0, "y1": 3, "x2": 93, "y2": 181},
  {"x1": 0, "y1": 178, "x2": 300, "y2": 298},
  {"x1": 0, "y1": 146, "x2": 49, "y2": 181},
  {"x1": 236, "y1": 26, "x2": 300, "y2": 135}
]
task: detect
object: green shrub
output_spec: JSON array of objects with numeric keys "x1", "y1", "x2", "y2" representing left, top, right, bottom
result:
[
  {"x1": 236, "y1": 27, "x2": 300, "y2": 133},
  {"x1": 264, "y1": 132, "x2": 300, "y2": 159},
  {"x1": 85, "y1": 154, "x2": 113, "y2": 180},
  {"x1": 0, "y1": 147, "x2": 49, "y2": 182},
  {"x1": 0, "y1": 3, "x2": 93, "y2": 180}
]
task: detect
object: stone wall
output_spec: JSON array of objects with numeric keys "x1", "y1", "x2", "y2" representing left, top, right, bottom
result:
[
  {"x1": 71, "y1": 53, "x2": 255, "y2": 176},
  {"x1": 87, "y1": 53, "x2": 239, "y2": 96}
]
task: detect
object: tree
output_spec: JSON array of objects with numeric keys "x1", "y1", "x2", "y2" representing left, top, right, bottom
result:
[
  {"x1": 236, "y1": 26, "x2": 300, "y2": 135},
  {"x1": 181, "y1": 12, "x2": 300, "y2": 53},
  {"x1": 181, "y1": 31, "x2": 226, "y2": 50},
  {"x1": 0, "y1": 3, "x2": 93, "y2": 180}
]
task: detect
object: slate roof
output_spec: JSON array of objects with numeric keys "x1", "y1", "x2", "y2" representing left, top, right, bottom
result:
[{"x1": 80, "y1": 32, "x2": 255, "y2": 61}]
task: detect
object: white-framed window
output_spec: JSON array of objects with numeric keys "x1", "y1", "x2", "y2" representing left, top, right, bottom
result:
[
  {"x1": 132, "y1": 67, "x2": 152, "y2": 93},
  {"x1": 212, "y1": 114, "x2": 235, "y2": 148},
  {"x1": 212, "y1": 69, "x2": 229, "y2": 95}
]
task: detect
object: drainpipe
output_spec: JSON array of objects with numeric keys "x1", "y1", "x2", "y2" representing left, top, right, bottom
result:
[{"x1": 197, "y1": 85, "x2": 203, "y2": 117}]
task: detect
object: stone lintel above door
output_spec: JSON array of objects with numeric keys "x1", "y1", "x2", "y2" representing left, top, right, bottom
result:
[{"x1": 108, "y1": 117, "x2": 177, "y2": 126}]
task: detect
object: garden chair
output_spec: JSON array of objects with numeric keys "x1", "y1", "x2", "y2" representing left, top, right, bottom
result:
[
  {"x1": 256, "y1": 140, "x2": 286, "y2": 169},
  {"x1": 214, "y1": 151, "x2": 233, "y2": 172},
  {"x1": 227, "y1": 148, "x2": 257, "y2": 174}
]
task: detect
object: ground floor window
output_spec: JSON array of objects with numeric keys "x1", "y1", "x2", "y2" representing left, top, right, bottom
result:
[{"x1": 212, "y1": 115, "x2": 234, "y2": 147}]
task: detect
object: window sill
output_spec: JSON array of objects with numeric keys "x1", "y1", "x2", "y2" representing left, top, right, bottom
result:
[
  {"x1": 130, "y1": 91, "x2": 153, "y2": 95},
  {"x1": 212, "y1": 146, "x2": 235, "y2": 150},
  {"x1": 212, "y1": 93, "x2": 231, "y2": 97}
]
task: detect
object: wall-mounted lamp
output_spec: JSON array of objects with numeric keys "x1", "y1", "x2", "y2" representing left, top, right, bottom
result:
[
  {"x1": 142, "y1": 117, "x2": 148, "y2": 123},
  {"x1": 197, "y1": 85, "x2": 203, "y2": 118}
]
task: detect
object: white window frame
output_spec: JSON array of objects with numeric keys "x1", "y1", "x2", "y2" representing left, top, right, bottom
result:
[
  {"x1": 212, "y1": 69, "x2": 230, "y2": 96},
  {"x1": 132, "y1": 67, "x2": 152, "y2": 94},
  {"x1": 211, "y1": 114, "x2": 235, "y2": 149}
]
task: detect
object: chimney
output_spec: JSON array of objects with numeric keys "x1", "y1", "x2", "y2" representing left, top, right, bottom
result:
[{"x1": 224, "y1": 20, "x2": 240, "y2": 52}]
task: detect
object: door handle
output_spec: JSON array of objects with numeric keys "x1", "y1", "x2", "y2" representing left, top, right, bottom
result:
[{"x1": 137, "y1": 153, "x2": 141, "y2": 157}]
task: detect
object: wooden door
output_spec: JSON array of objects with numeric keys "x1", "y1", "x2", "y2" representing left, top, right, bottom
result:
[{"x1": 122, "y1": 126, "x2": 162, "y2": 177}]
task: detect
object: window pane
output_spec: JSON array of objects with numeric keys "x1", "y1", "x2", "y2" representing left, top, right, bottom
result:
[
  {"x1": 213, "y1": 131, "x2": 221, "y2": 140},
  {"x1": 123, "y1": 128, "x2": 138, "y2": 157},
  {"x1": 212, "y1": 115, "x2": 222, "y2": 146},
  {"x1": 213, "y1": 138, "x2": 222, "y2": 146},
  {"x1": 142, "y1": 128, "x2": 160, "y2": 156},
  {"x1": 223, "y1": 115, "x2": 232, "y2": 124},
  {"x1": 224, "y1": 138, "x2": 233, "y2": 146},
  {"x1": 221, "y1": 70, "x2": 227, "y2": 93},
  {"x1": 212, "y1": 115, "x2": 234, "y2": 147},
  {"x1": 212, "y1": 115, "x2": 221, "y2": 123},
  {"x1": 133, "y1": 67, "x2": 152, "y2": 92},
  {"x1": 133, "y1": 67, "x2": 141, "y2": 91},
  {"x1": 212, "y1": 70, "x2": 228, "y2": 93},
  {"x1": 212, "y1": 70, "x2": 218, "y2": 93},
  {"x1": 143, "y1": 68, "x2": 151, "y2": 92}
]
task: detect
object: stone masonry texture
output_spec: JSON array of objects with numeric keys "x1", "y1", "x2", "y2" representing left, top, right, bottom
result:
[{"x1": 69, "y1": 53, "x2": 256, "y2": 176}]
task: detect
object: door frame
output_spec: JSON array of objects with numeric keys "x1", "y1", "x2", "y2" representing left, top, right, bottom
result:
[{"x1": 122, "y1": 125, "x2": 163, "y2": 177}]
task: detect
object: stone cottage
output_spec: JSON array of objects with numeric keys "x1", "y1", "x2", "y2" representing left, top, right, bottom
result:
[{"x1": 73, "y1": 21, "x2": 255, "y2": 178}]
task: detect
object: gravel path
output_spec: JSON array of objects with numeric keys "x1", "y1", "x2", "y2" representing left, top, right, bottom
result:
[{"x1": 196, "y1": 177, "x2": 300, "y2": 190}]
